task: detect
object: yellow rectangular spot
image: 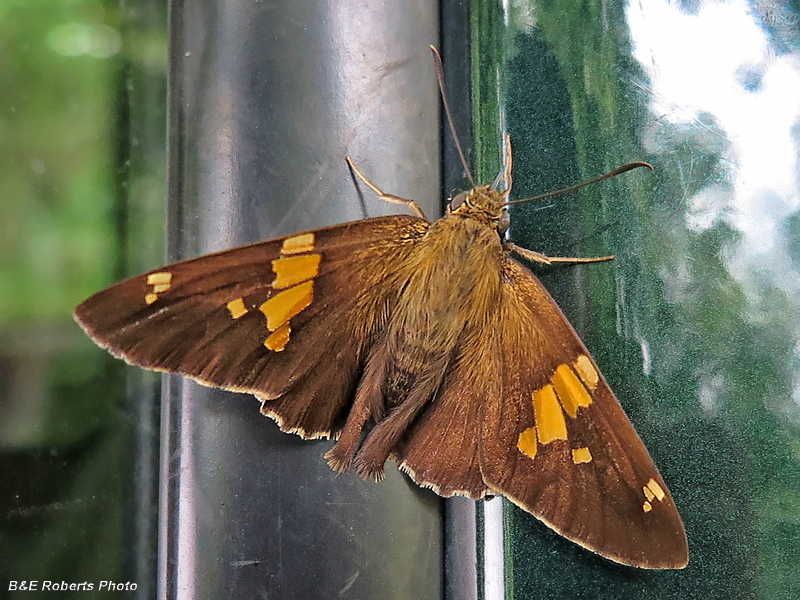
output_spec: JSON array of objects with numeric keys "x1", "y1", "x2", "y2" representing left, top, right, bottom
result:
[
  {"x1": 281, "y1": 233, "x2": 315, "y2": 255},
  {"x1": 226, "y1": 298, "x2": 248, "y2": 319},
  {"x1": 152, "y1": 283, "x2": 171, "y2": 294},
  {"x1": 265, "y1": 323, "x2": 291, "y2": 351},
  {"x1": 533, "y1": 385, "x2": 568, "y2": 445},
  {"x1": 643, "y1": 501, "x2": 653, "y2": 513},
  {"x1": 271, "y1": 253, "x2": 321, "y2": 290},
  {"x1": 573, "y1": 354, "x2": 599, "y2": 390},
  {"x1": 144, "y1": 293, "x2": 158, "y2": 305},
  {"x1": 517, "y1": 427, "x2": 538, "y2": 460},
  {"x1": 147, "y1": 272, "x2": 172, "y2": 286},
  {"x1": 552, "y1": 363, "x2": 592, "y2": 418},
  {"x1": 643, "y1": 485, "x2": 656, "y2": 502},
  {"x1": 646, "y1": 478, "x2": 666, "y2": 501},
  {"x1": 572, "y1": 447, "x2": 592, "y2": 464},
  {"x1": 259, "y1": 281, "x2": 313, "y2": 331}
]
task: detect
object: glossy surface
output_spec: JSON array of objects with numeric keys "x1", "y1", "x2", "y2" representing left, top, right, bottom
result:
[
  {"x1": 470, "y1": 0, "x2": 800, "y2": 596},
  {"x1": 161, "y1": 1, "x2": 443, "y2": 599}
]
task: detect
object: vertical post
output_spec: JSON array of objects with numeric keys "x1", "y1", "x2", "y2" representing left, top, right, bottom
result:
[{"x1": 160, "y1": 1, "x2": 442, "y2": 598}]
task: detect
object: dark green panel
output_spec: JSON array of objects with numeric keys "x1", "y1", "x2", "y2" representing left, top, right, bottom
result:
[{"x1": 469, "y1": 0, "x2": 800, "y2": 598}]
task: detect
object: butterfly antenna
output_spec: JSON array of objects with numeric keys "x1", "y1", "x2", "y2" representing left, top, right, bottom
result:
[
  {"x1": 430, "y1": 46, "x2": 475, "y2": 188},
  {"x1": 504, "y1": 162, "x2": 653, "y2": 207}
]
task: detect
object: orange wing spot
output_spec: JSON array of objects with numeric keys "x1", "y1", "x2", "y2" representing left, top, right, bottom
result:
[
  {"x1": 226, "y1": 298, "x2": 248, "y2": 319},
  {"x1": 643, "y1": 485, "x2": 656, "y2": 502},
  {"x1": 264, "y1": 323, "x2": 291, "y2": 351},
  {"x1": 271, "y1": 253, "x2": 321, "y2": 289},
  {"x1": 646, "y1": 478, "x2": 666, "y2": 501},
  {"x1": 533, "y1": 384, "x2": 568, "y2": 444},
  {"x1": 259, "y1": 281, "x2": 313, "y2": 331},
  {"x1": 145, "y1": 272, "x2": 173, "y2": 304},
  {"x1": 517, "y1": 427, "x2": 538, "y2": 459},
  {"x1": 146, "y1": 272, "x2": 172, "y2": 286},
  {"x1": 552, "y1": 363, "x2": 592, "y2": 418},
  {"x1": 642, "y1": 478, "x2": 666, "y2": 511},
  {"x1": 281, "y1": 233, "x2": 315, "y2": 255},
  {"x1": 573, "y1": 354, "x2": 599, "y2": 390},
  {"x1": 572, "y1": 447, "x2": 592, "y2": 464}
]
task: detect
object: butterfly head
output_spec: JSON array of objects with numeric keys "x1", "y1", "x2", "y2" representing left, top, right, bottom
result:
[{"x1": 447, "y1": 185, "x2": 511, "y2": 236}]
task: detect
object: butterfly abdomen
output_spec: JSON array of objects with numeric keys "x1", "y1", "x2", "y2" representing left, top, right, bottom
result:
[{"x1": 325, "y1": 214, "x2": 505, "y2": 480}]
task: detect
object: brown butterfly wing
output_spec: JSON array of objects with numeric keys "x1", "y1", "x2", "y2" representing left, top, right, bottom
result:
[
  {"x1": 477, "y1": 258, "x2": 688, "y2": 568},
  {"x1": 75, "y1": 215, "x2": 429, "y2": 439},
  {"x1": 393, "y1": 356, "x2": 492, "y2": 499}
]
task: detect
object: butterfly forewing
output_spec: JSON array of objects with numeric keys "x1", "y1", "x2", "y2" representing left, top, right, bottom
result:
[
  {"x1": 75, "y1": 215, "x2": 428, "y2": 438},
  {"x1": 477, "y1": 258, "x2": 688, "y2": 569}
]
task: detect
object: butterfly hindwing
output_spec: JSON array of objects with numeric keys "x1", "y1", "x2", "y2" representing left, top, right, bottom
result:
[
  {"x1": 75, "y1": 215, "x2": 429, "y2": 438},
  {"x1": 393, "y1": 350, "x2": 493, "y2": 499},
  {"x1": 477, "y1": 257, "x2": 687, "y2": 569}
]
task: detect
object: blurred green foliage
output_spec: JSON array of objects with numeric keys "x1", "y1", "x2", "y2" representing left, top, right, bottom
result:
[
  {"x1": 0, "y1": 0, "x2": 166, "y2": 595},
  {"x1": 0, "y1": 0, "x2": 119, "y2": 324}
]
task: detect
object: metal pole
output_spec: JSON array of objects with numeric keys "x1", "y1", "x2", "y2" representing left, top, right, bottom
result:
[{"x1": 160, "y1": 2, "x2": 442, "y2": 598}]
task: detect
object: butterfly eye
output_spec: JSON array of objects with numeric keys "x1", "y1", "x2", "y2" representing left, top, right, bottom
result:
[
  {"x1": 450, "y1": 191, "x2": 468, "y2": 211},
  {"x1": 497, "y1": 210, "x2": 510, "y2": 235}
]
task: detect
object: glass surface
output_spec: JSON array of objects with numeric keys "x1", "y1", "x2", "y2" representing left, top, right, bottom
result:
[
  {"x1": 470, "y1": 0, "x2": 800, "y2": 597},
  {"x1": 0, "y1": 0, "x2": 166, "y2": 596}
]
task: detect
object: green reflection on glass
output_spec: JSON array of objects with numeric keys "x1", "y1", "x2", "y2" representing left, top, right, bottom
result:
[
  {"x1": 0, "y1": 0, "x2": 166, "y2": 593},
  {"x1": 471, "y1": 0, "x2": 800, "y2": 597}
]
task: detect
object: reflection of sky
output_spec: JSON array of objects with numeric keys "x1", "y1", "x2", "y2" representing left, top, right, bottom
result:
[
  {"x1": 628, "y1": 0, "x2": 799, "y2": 254},
  {"x1": 627, "y1": 0, "x2": 800, "y2": 408}
]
